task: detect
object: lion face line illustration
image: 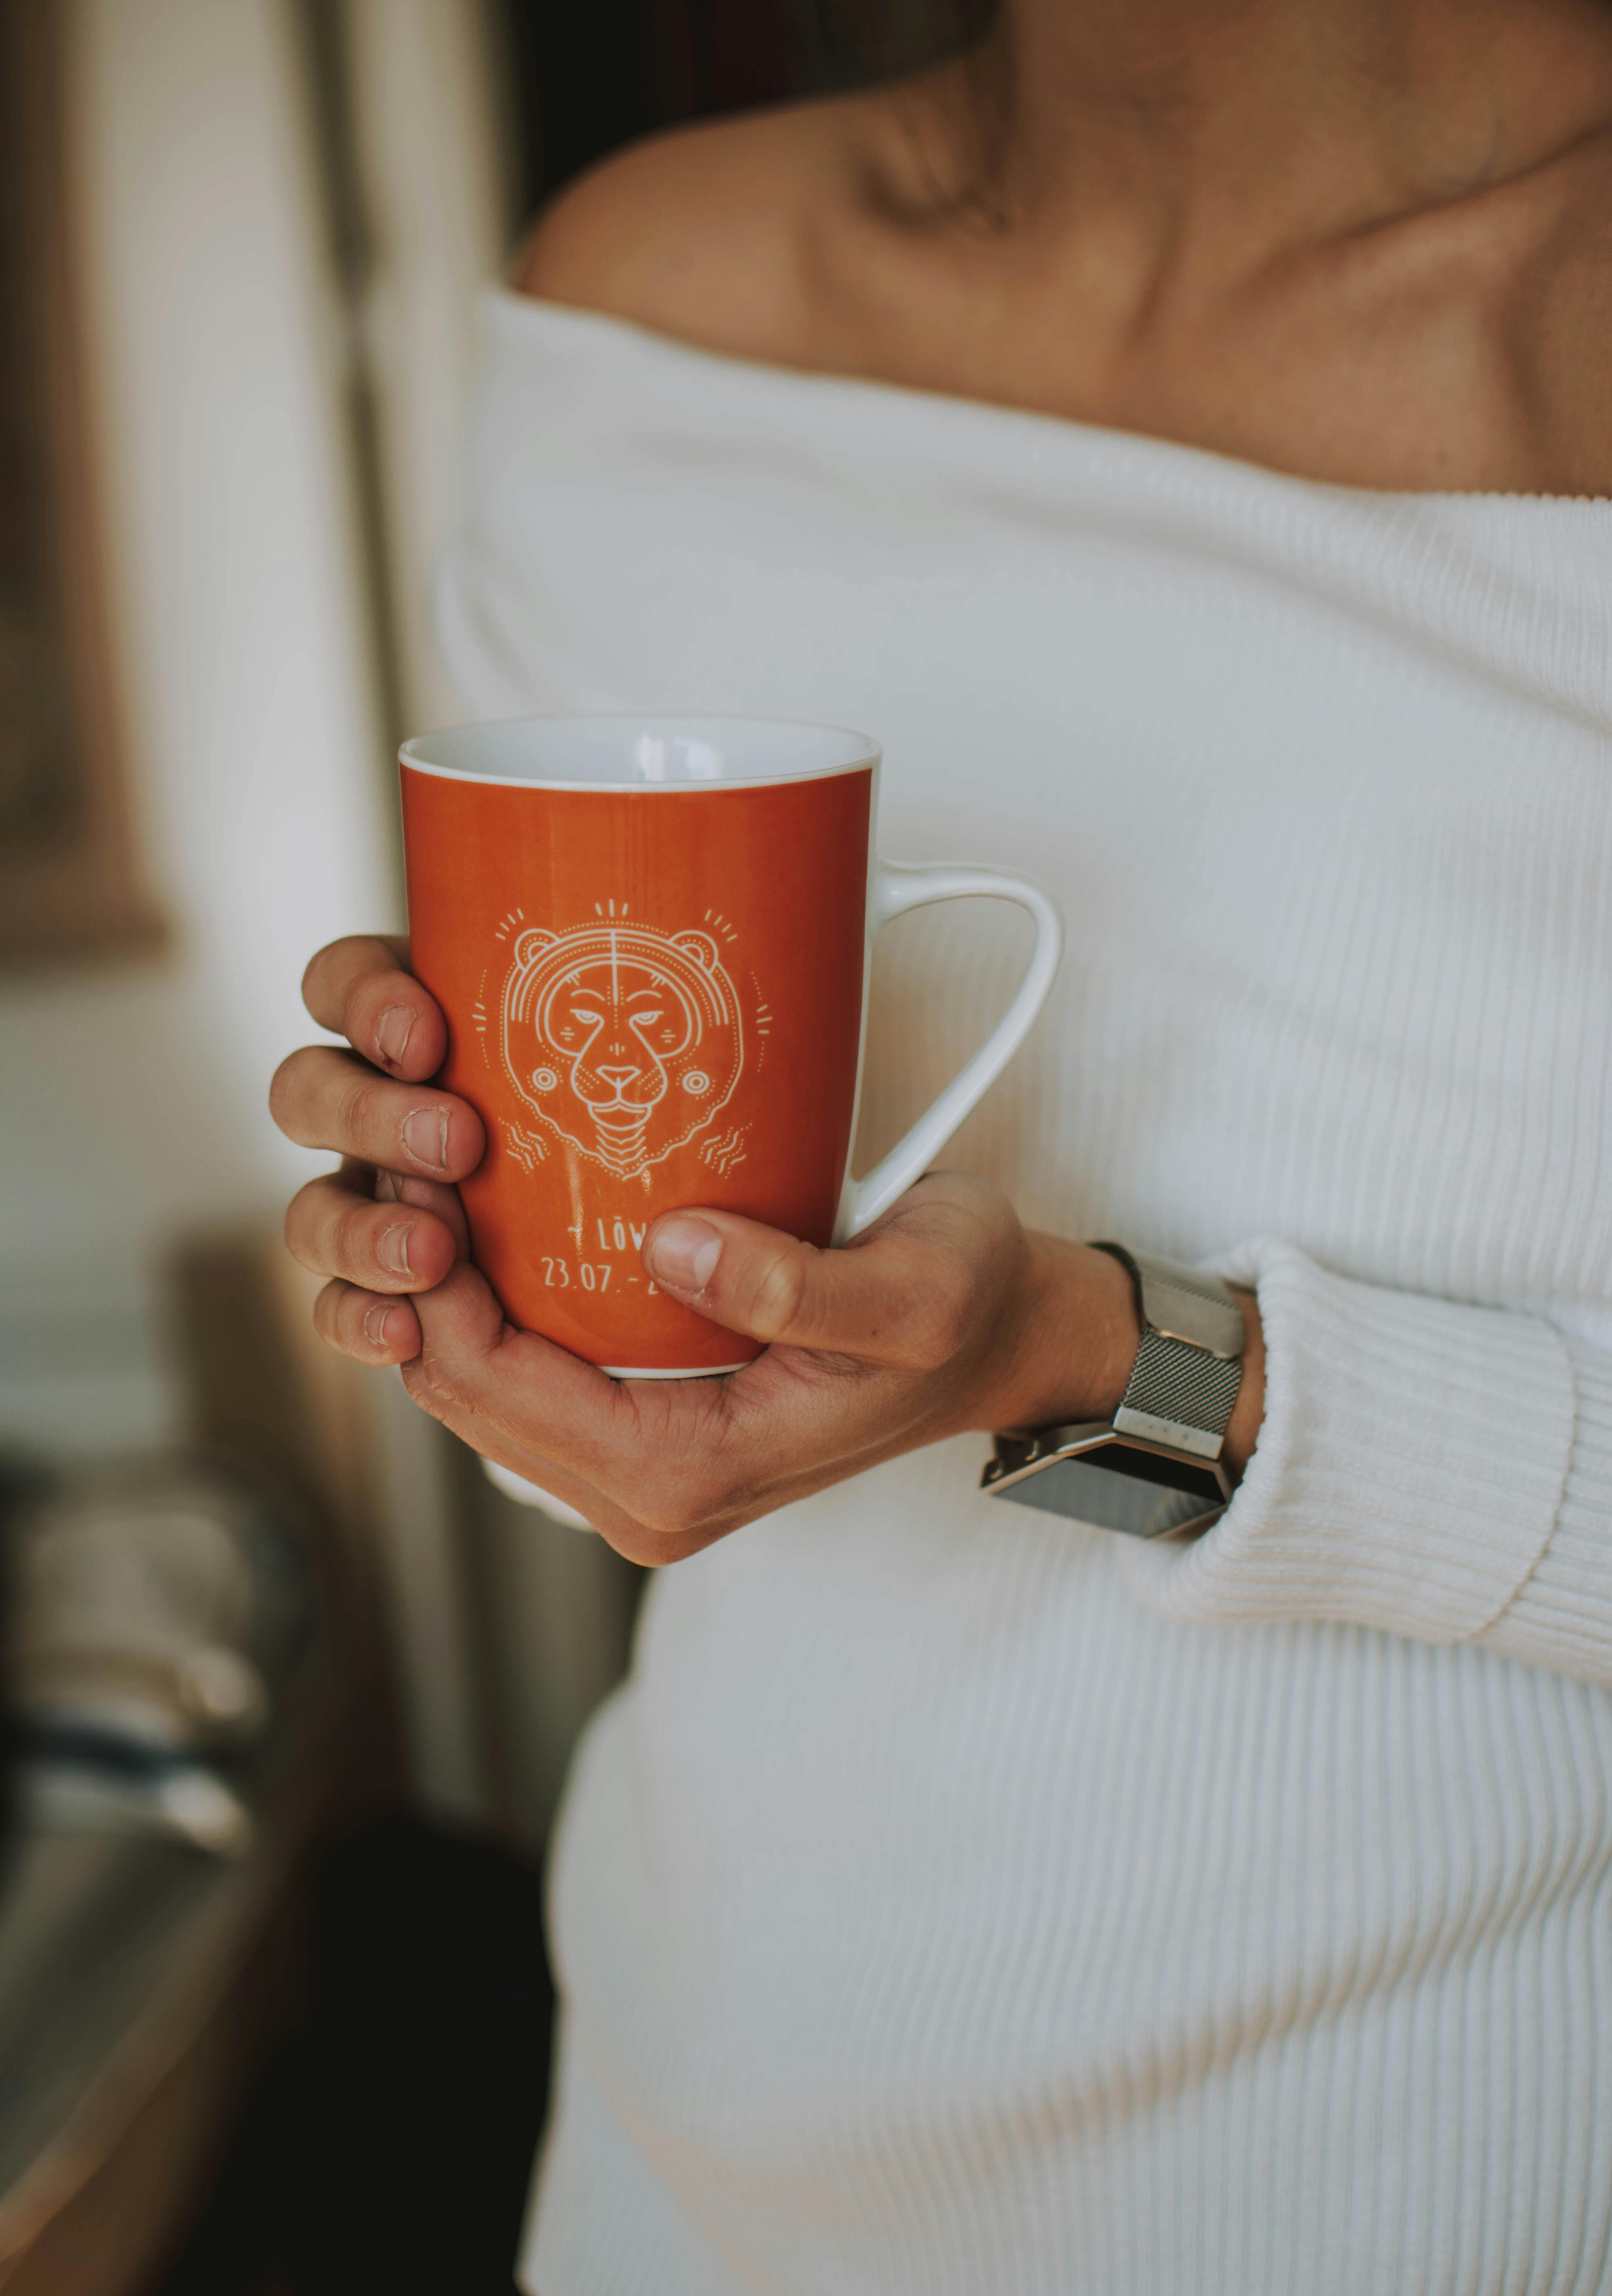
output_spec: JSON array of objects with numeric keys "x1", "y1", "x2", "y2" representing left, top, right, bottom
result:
[{"x1": 500, "y1": 920, "x2": 744, "y2": 1180}]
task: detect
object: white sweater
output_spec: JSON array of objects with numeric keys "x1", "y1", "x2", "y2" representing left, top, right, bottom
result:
[{"x1": 438, "y1": 292, "x2": 1612, "y2": 2296}]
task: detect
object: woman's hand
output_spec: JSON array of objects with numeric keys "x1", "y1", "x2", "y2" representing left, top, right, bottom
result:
[{"x1": 271, "y1": 937, "x2": 1263, "y2": 1565}]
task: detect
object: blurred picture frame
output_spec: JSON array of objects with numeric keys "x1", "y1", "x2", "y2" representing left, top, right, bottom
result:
[{"x1": 0, "y1": 0, "x2": 162, "y2": 972}]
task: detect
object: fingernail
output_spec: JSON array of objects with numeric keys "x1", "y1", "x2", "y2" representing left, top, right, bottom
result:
[
  {"x1": 376, "y1": 1006, "x2": 414, "y2": 1069},
  {"x1": 364, "y1": 1302, "x2": 398, "y2": 1349},
  {"x1": 646, "y1": 1215, "x2": 722, "y2": 1293},
  {"x1": 403, "y1": 1107, "x2": 449, "y2": 1170},
  {"x1": 378, "y1": 1220, "x2": 413, "y2": 1276}
]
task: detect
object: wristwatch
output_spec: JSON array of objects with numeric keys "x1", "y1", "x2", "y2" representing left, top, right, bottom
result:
[{"x1": 980, "y1": 1244, "x2": 1246, "y2": 1539}]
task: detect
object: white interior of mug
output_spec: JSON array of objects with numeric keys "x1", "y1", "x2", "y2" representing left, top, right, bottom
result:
[{"x1": 400, "y1": 714, "x2": 880, "y2": 791}]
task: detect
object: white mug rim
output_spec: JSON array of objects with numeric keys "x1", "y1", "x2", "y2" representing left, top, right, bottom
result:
[{"x1": 399, "y1": 713, "x2": 882, "y2": 794}]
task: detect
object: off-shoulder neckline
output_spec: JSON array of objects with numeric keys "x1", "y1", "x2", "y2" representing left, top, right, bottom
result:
[{"x1": 487, "y1": 285, "x2": 1612, "y2": 514}]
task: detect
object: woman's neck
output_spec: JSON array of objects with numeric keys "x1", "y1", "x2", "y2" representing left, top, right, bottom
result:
[{"x1": 930, "y1": 0, "x2": 1612, "y2": 273}]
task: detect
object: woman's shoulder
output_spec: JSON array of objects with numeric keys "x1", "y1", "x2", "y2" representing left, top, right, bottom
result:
[
  {"x1": 511, "y1": 94, "x2": 897, "y2": 371},
  {"x1": 508, "y1": 85, "x2": 1612, "y2": 497}
]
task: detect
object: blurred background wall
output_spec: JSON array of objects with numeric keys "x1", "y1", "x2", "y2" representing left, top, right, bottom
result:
[
  {"x1": 0, "y1": 0, "x2": 510, "y2": 1827},
  {"x1": 0, "y1": 0, "x2": 837, "y2": 1839},
  {"x1": 0, "y1": 0, "x2": 837, "y2": 2286},
  {"x1": 2, "y1": 0, "x2": 396, "y2": 1449}
]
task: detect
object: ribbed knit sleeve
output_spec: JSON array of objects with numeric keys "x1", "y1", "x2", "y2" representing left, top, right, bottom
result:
[
  {"x1": 1476, "y1": 1335, "x2": 1612, "y2": 1677},
  {"x1": 1118, "y1": 1239, "x2": 1612, "y2": 1686}
]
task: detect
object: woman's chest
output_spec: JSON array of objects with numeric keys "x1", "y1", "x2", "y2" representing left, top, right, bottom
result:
[{"x1": 486, "y1": 473, "x2": 1612, "y2": 1303}]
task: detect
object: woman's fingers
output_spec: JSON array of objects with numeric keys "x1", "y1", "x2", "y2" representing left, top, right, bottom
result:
[
  {"x1": 301, "y1": 934, "x2": 447, "y2": 1081},
  {"x1": 641, "y1": 1173, "x2": 1018, "y2": 1368},
  {"x1": 312, "y1": 1278, "x2": 423, "y2": 1364},
  {"x1": 373, "y1": 1166, "x2": 473, "y2": 1256},
  {"x1": 269, "y1": 1044, "x2": 485, "y2": 1179},
  {"x1": 406, "y1": 1264, "x2": 626, "y2": 1470},
  {"x1": 398, "y1": 1262, "x2": 887, "y2": 1562},
  {"x1": 285, "y1": 1163, "x2": 461, "y2": 1292},
  {"x1": 401, "y1": 1268, "x2": 723, "y2": 1544},
  {"x1": 320, "y1": 1261, "x2": 865, "y2": 1547}
]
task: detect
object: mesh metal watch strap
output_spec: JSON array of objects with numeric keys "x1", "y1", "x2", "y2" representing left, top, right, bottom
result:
[
  {"x1": 1116, "y1": 1328, "x2": 1243, "y2": 1455},
  {"x1": 1095, "y1": 1244, "x2": 1245, "y2": 1461}
]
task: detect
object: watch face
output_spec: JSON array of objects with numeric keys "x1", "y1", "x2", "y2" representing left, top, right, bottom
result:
[{"x1": 983, "y1": 1435, "x2": 1227, "y2": 1539}]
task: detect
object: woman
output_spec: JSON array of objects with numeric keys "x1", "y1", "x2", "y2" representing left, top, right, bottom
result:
[{"x1": 270, "y1": 0, "x2": 1612, "y2": 2286}]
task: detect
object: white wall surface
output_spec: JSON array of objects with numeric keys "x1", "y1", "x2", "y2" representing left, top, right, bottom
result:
[
  {"x1": 0, "y1": 0, "x2": 506, "y2": 1826},
  {"x1": 346, "y1": 0, "x2": 512, "y2": 734},
  {"x1": 0, "y1": 0, "x2": 635, "y2": 1837},
  {"x1": 0, "y1": 0, "x2": 396, "y2": 1451}
]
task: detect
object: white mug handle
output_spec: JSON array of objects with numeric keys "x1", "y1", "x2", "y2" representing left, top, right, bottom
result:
[{"x1": 834, "y1": 861, "x2": 1064, "y2": 1242}]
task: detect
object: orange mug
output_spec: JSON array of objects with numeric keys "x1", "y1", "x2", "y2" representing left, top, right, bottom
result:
[{"x1": 399, "y1": 717, "x2": 1061, "y2": 1376}]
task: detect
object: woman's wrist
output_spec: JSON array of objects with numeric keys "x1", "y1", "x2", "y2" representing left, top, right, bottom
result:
[{"x1": 978, "y1": 1233, "x2": 1136, "y2": 1433}]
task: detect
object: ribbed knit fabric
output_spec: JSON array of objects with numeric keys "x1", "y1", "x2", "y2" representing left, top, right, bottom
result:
[
  {"x1": 1121, "y1": 1239, "x2": 1579, "y2": 1644},
  {"x1": 437, "y1": 293, "x2": 1612, "y2": 2296}
]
